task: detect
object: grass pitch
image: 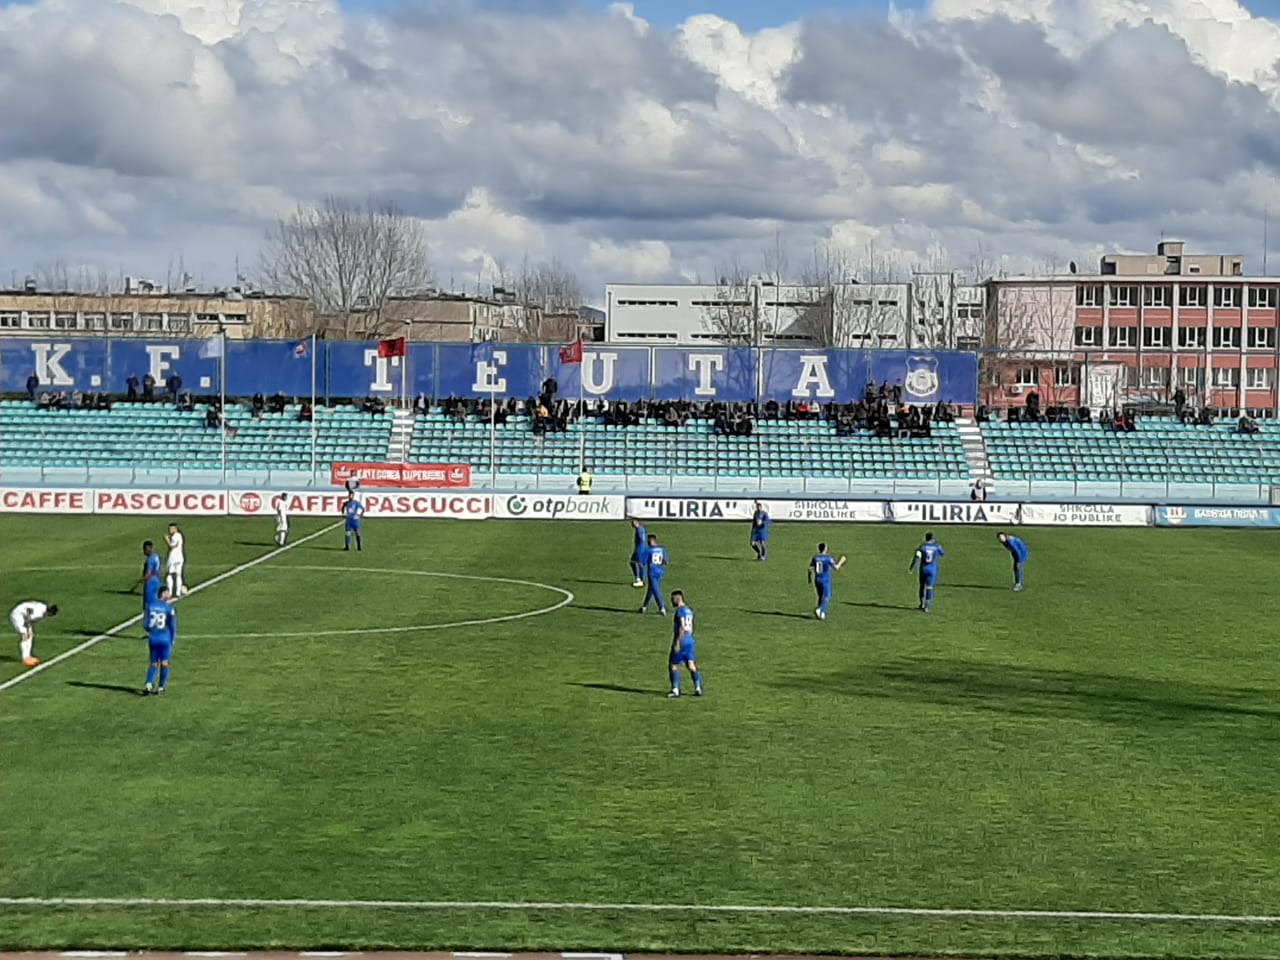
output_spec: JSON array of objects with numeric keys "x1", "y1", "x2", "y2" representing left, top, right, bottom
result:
[{"x1": 1, "y1": 515, "x2": 1278, "y2": 957}]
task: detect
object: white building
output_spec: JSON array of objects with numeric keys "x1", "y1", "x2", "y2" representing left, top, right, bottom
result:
[{"x1": 604, "y1": 277, "x2": 984, "y2": 349}]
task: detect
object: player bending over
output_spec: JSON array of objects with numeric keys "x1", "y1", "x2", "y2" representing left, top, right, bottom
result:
[
  {"x1": 997, "y1": 532, "x2": 1029, "y2": 591},
  {"x1": 667, "y1": 590, "x2": 703, "y2": 698},
  {"x1": 808, "y1": 542, "x2": 846, "y2": 620},
  {"x1": 750, "y1": 502, "x2": 772, "y2": 561},
  {"x1": 909, "y1": 532, "x2": 946, "y2": 613},
  {"x1": 142, "y1": 586, "x2": 177, "y2": 696},
  {"x1": 165, "y1": 522, "x2": 187, "y2": 596},
  {"x1": 273, "y1": 493, "x2": 290, "y2": 546},
  {"x1": 9, "y1": 600, "x2": 58, "y2": 668},
  {"x1": 639, "y1": 533, "x2": 669, "y2": 616},
  {"x1": 628, "y1": 518, "x2": 647, "y2": 587},
  {"x1": 342, "y1": 494, "x2": 365, "y2": 551}
]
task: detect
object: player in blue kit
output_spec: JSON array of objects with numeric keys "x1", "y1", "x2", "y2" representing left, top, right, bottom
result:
[
  {"x1": 750, "y1": 502, "x2": 772, "y2": 560},
  {"x1": 133, "y1": 540, "x2": 162, "y2": 603},
  {"x1": 997, "y1": 532, "x2": 1029, "y2": 591},
  {"x1": 629, "y1": 519, "x2": 647, "y2": 587},
  {"x1": 667, "y1": 590, "x2": 703, "y2": 698},
  {"x1": 142, "y1": 585, "x2": 177, "y2": 696},
  {"x1": 909, "y1": 531, "x2": 946, "y2": 613},
  {"x1": 808, "y1": 542, "x2": 847, "y2": 620},
  {"x1": 639, "y1": 534, "x2": 669, "y2": 615},
  {"x1": 342, "y1": 494, "x2": 365, "y2": 551}
]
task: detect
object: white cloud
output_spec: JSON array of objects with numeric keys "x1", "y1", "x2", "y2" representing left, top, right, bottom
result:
[{"x1": 2, "y1": 0, "x2": 1280, "y2": 299}]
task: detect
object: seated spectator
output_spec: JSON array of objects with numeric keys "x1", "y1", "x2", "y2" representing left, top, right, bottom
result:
[
  {"x1": 205, "y1": 407, "x2": 222, "y2": 429},
  {"x1": 975, "y1": 404, "x2": 991, "y2": 423},
  {"x1": 971, "y1": 478, "x2": 989, "y2": 502},
  {"x1": 142, "y1": 374, "x2": 156, "y2": 402},
  {"x1": 126, "y1": 373, "x2": 140, "y2": 402},
  {"x1": 1196, "y1": 407, "x2": 1214, "y2": 426},
  {"x1": 414, "y1": 393, "x2": 429, "y2": 416},
  {"x1": 269, "y1": 391, "x2": 288, "y2": 414},
  {"x1": 166, "y1": 372, "x2": 182, "y2": 404},
  {"x1": 1238, "y1": 415, "x2": 1260, "y2": 435},
  {"x1": 252, "y1": 392, "x2": 265, "y2": 418},
  {"x1": 178, "y1": 392, "x2": 196, "y2": 413},
  {"x1": 764, "y1": 398, "x2": 780, "y2": 419},
  {"x1": 96, "y1": 392, "x2": 112, "y2": 411},
  {"x1": 299, "y1": 402, "x2": 314, "y2": 422},
  {"x1": 71, "y1": 390, "x2": 84, "y2": 409}
]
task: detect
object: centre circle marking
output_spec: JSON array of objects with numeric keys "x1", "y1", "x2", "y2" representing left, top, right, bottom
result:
[{"x1": 179, "y1": 565, "x2": 575, "y2": 639}]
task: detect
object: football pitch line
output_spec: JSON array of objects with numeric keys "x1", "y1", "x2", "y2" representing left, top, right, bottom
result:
[
  {"x1": 0, "y1": 896, "x2": 1278, "y2": 924},
  {"x1": 0, "y1": 522, "x2": 342, "y2": 693}
]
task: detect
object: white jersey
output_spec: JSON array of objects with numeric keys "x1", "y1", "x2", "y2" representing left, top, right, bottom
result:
[
  {"x1": 9, "y1": 601, "x2": 48, "y2": 633},
  {"x1": 167, "y1": 530, "x2": 186, "y2": 566},
  {"x1": 274, "y1": 498, "x2": 289, "y2": 529}
]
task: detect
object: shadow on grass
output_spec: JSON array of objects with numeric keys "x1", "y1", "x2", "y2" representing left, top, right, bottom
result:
[
  {"x1": 66, "y1": 680, "x2": 142, "y2": 697},
  {"x1": 949, "y1": 583, "x2": 1008, "y2": 591},
  {"x1": 572, "y1": 682, "x2": 662, "y2": 697},
  {"x1": 773, "y1": 656, "x2": 1280, "y2": 725},
  {"x1": 573, "y1": 603, "x2": 639, "y2": 614},
  {"x1": 698, "y1": 555, "x2": 742, "y2": 562},
  {"x1": 748, "y1": 609, "x2": 812, "y2": 620},
  {"x1": 568, "y1": 578, "x2": 631, "y2": 586},
  {"x1": 844, "y1": 601, "x2": 917, "y2": 611}
]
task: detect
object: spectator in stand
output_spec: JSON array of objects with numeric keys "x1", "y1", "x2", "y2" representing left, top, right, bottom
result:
[
  {"x1": 142, "y1": 373, "x2": 156, "y2": 402},
  {"x1": 976, "y1": 404, "x2": 991, "y2": 423},
  {"x1": 268, "y1": 391, "x2": 287, "y2": 414},
  {"x1": 1238, "y1": 415, "x2": 1260, "y2": 435},
  {"x1": 178, "y1": 391, "x2": 196, "y2": 413},
  {"x1": 252, "y1": 392, "x2": 265, "y2": 419},
  {"x1": 205, "y1": 406, "x2": 222, "y2": 429},
  {"x1": 126, "y1": 373, "x2": 140, "y2": 402},
  {"x1": 1196, "y1": 407, "x2": 1214, "y2": 426},
  {"x1": 166, "y1": 371, "x2": 182, "y2": 405},
  {"x1": 95, "y1": 392, "x2": 112, "y2": 411},
  {"x1": 414, "y1": 393, "x2": 428, "y2": 416},
  {"x1": 1025, "y1": 389, "x2": 1041, "y2": 422},
  {"x1": 26, "y1": 372, "x2": 38, "y2": 403},
  {"x1": 1173, "y1": 387, "x2": 1187, "y2": 421},
  {"x1": 892, "y1": 380, "x2": 904, "y2": 405},
  {"x1": 299, "y1": 401, "x2": 313, "y2": 422}
]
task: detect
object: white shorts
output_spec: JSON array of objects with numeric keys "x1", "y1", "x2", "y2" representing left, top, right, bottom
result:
[
  {"x1": 10, "y1": 612, "x2": 28, "y2": 636},
  {"x1": 167, "y1": 559, "x2": 185, "y2": 574},
  {"x1": 276, "y1": 520, "x2": 289, "y2": 532}
]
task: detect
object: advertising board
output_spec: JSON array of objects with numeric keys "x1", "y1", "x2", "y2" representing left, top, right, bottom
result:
[
  {"x1": 889, "y1": 501, "x2": 1020, "y2": 524},
  {"x1": 766, "y1": 499, "x2": 888, "y2": 522},
  {"x1": 1018, "y1": 503, "x2": 1151, "y2": 526},
  {"x1": 330, "y1": 462, "x2": 471, "y2": 488},
  {"x1": 623, "y1": 498, "x2": 756, "y2": 520},
  {"x1": 1154, "y1": 506, "x2": 1280, "y2": 528},
  {"x1": 493, "y1": 494, "x2": 625, "y2": 520}
]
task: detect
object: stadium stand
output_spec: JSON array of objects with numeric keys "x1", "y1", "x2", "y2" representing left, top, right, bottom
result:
[
  {"x1": 982, "y1": 418, "x2": 1280, "y2": 484},
  {"x1": 0, "y1": 400, "x2": 391, "y2": 471}
]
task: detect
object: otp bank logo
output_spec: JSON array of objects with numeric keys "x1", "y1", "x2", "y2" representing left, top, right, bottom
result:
[
  {"x1": 241, "y1": 493, "x2": 263, "y2": 513},
  {"x1": 506, "y1": 495, "x2": 528, "y2": 515}
]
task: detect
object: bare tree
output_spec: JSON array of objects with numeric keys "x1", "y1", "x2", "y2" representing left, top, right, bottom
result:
[
  {"x1": 986, "y1": 263, "x2": 1077, "y2": 404},
  {"x1": 700, "y1": 256, "x2": 761, "y2": 344},
  {"x1": 258, "y1": 195, "x2": 432, "y2": 338},
  {"x1": 493, "y1": 255, "x2": 584, "y2": 341},
  {"x1": 798, "y1": 240, "x2": 905, "y2": 348},
  {"x1": 33, "y1": 260, "x2": 112, "y2": 294}
]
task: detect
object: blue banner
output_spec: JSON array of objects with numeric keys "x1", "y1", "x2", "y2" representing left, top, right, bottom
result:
[
  {"x1": 0, "y1": 337, "x2": 979, "y2": 405},
  {"x1": 1155, "y1": 506, "x2": 1280, "y2": 528}
]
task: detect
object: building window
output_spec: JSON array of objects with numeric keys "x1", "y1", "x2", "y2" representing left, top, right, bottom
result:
[
  {"x1": 1076, "y1": 285, "x2": 1103, "y2": 307},
  {"x1": 169, "y1": 315, "x2": 192, "y2": 334},
  {"x1": 53, "y1": 312, "x2": 77, "y2": 329},
  {"x1": 1141, "y1": 366, "x2": 1169, "y2": 388},
  {"x1": 956, "y1": 303, "x2": 985, "y2": 320},
  {"x1": 1247, "y1": 367, "x2": 1274, "y2": 389},
  {"x1": 1053, "y1": 367, "x2": 1080, "y2": 387},
  {"x1": 1214, "y1": 286, "x2": 1242, "y2": 308},
  {"x1": 1213, "y1": 367, "x2": 1240, "y2": 387},
  {"x1": 0, "y1": 312, "x2": 20, "y2": 328},
  {"x1": 616, "y1": 299, "x2": 679, "y2": 307},
  {"x1": 83, "y1": 312, "x2": 105, "y2": 330},
  {"x1": 1213, "y1": 327, "x2": 1242, "y2": 349},
  {"x1": 1074, "y1": 326, "x2": 1102, "y2": 347},
  {"x1": 1142, "y1": 326, "x2": 1171, "y2": 348},
  {"x1": 1109, "y1": 285, "x2": 1138, "y2": 307},
  {"x1": 1179, "y1": 286, "x2": 1207, "y2": 307},
  {"x1": 1014, "y1": 366, "x2": 1039, "y2": 387},
  {"x1": 1178, "y1": 326, "x2": 1207, "y2": 348},
  {"x1": 1109, "y1": 325, "x2": 1136, "y2": 347},
  {"x1": 142, "y1": 313, "x2": 163, "y2": 331},
  {"x1": 1248, "y1": 287, "x2": 1279, "y2": 308},
  {"x1": 1142, "y1": 286, "x2": 1171, "y2": 307},
  {"x1": 28, "y1": 312, "x2": 50, "y2": 329},
  {"x1": 1247, "y1": 327, "x2": 1277, "y2": 349}
]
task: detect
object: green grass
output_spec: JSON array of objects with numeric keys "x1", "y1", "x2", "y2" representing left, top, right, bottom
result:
[{"x1": 1, "y1": 516, "x2": 1279, "y2": 957}]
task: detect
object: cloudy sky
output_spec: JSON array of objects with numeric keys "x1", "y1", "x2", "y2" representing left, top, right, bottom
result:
[{"x1": 2, "y1": 0, "x2": 1280, "y2": 304}]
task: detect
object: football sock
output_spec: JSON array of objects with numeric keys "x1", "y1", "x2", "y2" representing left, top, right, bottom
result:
[
  {"x1": 160, "y1": 666, "x2": 170, "y2": 687},
  {"x1": 146, "y1": 665, "x2": 157, "y2": 686},
  {"x1": 692, "y1": 671, "x2": 702, "y2": 689},
  {"x1": 20, "y1": 638, "x2": 32, "y2": 660}
]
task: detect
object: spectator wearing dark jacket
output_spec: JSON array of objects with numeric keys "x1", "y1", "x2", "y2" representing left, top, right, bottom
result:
[
  {"x1": 142, "y1": 374, "x2": 156, "y2": 402},
  {"x1": 126, "y1": 374, "x2": 140, "y2": 402},
  {"x1": 25, "y1": 373, "x2": 38, "y2": 403}
]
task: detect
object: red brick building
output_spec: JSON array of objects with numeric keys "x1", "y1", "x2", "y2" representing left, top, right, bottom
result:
[{"x1": 984, "y1": 241, "x2": 1279, "y2": 417}]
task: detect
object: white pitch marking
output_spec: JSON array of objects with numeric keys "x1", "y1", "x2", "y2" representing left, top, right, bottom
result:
[
  {"x1": 0, "y1": 523, "x2": 341, "y2": 692},
  {"x1": 300, "y1": 952, "x2": 348, "y2": 956},
  {"x1": 59, "y1": 953, "x2": 128, "y2": 957},
  {"x1": 185, "y1": 953, "x2": 247, "y2": 956},
  {"x1": 564, "y1": 953, "x2": 624, "y2": 960},
  {"x1": 2, "y1": 896, "x2": 1279, "y2": 924},
  {"x1": 455, "y1": 952, "x2": 512, "y2": 957},
  {"x1": 173, "y1": 565, "x2": 574, "y2": 639}
]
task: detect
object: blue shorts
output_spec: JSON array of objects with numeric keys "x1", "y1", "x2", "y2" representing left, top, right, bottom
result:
[
  {"x1": 669, "y1": 639, "x2": 696, "y2": 666},
  {"x1": 148, "y1": 640, "x2": 172, "y2": 662},
  {"x1": 814, "y1": 579, "x2": 831, "y2": 600},
  {"x1": 632, "y1": 550, "x2": 645, "y2": 565},
  {"x1": 751, "y1": 532, "x2": 767, "y2": 543},
  {"x1": 919, "y1": 569, "x2": 938, "y2": 587},
  {"x1": 345, "y1": 520, "x2": 362, "y2": 532},
  {"x1": 647, "y1": 571, "x2": 665, "y2": 586}
]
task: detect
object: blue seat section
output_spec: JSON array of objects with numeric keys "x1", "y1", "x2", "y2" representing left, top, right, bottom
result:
[
  {"x1": 983, "y1": 418, "x2": 1280, "y2": 484},
  {"x1": 410, "y1": 412, "x2": 971, "y2": 480},
  {"x1": 0, "y1": 400, "x2": 392, "y2": 470}
]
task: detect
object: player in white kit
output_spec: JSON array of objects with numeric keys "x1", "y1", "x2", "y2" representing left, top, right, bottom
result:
[
  {"x1": 166, "y1": 523, "x2": 188, "y2": 596},
  {"x1": 9, "y1": 601, "x2": 59, "y2": 667},
  {"x1": 273, "y1": 494, "x2": 289, "y2": 546}
]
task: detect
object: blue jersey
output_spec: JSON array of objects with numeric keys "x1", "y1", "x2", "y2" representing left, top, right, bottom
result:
[
  {"x1": 671, "y1": 603, "x2": 696, "y2": 664},
  {"x1": 344, "y1": 499, "x2": 364, "y2": 525},
  {"x1": 632, "y1": 525, "x2": 647, "y2": 555},
  {"x1": 144, "y1": 600, "x2": 177, "y2": 647},
  {"x1": 143, "y1": 553, "x2": 161, "y2": 581},
  {"x1": 646, "y1": 544, "x2": 669, "y2": 578},
  {"x1": 913, "y1": 542, "x2": 945, "y2": 573},
  {"x1": 143, "y1": 577, "x2": 162, "y2": 604},
  {"x1": 751, "y1": 510, "x2": 772, "y2": 540},
  {"x1": 1003, "y1": 536, "x2": 1029, "y2": 562},
  {"x1": 810, "y1": 552, "x2": 837, "y2": 582}
]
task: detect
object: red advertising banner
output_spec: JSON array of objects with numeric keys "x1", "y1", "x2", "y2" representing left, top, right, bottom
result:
[{"x1": 330, "y1": 462, "x2": 472, "y2": 489}]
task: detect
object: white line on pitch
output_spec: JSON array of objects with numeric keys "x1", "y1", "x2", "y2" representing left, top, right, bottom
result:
[
  {"x1": 174, "y1": 565, "x2": 574, "y2": 639},
  {"x1": 0, "y1": 523, "x2": 341, "y2": 693},
  {"x1": 455, "y1": 953, "x2": 512, "y2": 957},
  {"x1": 2, "y1": 896, "x2": 1279, "y2": 924},
  {"x1": 300, "y1": 952, "x2": 349, "y2": 956},
  {"x1": 59, "y1": 953, "x2": 128, "y2": 957},
  {"x1": 184, "y1": 953, "x2": 247, "y2": 956}
]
